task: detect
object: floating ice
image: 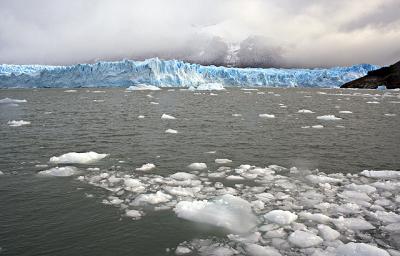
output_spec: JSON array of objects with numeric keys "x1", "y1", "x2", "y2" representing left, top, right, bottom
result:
[
  {"x1": 135, "y1": 163, "x2": 156, "y2": 171},
  {"x1": 170, "y1": 172, "x2": 198, "y2": 180},
  {"x1": 125, "y1": 209, "x2": 143, "y2": 220},
  {"x1": 366, "y1": 101, "x2": 380, "y2": 104},
  {"x1": 161, "y1": 114, "x2": 176, "y2": 120},
  {"x1": 7, "y1": 120, "x2": 30, "y2": 127},
  {"x1": 192, "y1": 83, "x2": 225, "y2": 91},
  {"x1": 0, "y1": 98, "x2": 27, "y2": 104},
  {"x1": 298, "y1": 109, "x2": 314, "y2": 113},
  {"x1": 187, "y1": 163, "x2": 207, "y2": 170},
  {"x1": 259, "y1": 114, "x2": 275, "y2": 118},
  {"x1": 165, "y1": 129, "x2": 178, "y2": 134},
  {"x1": 126, "y1": 84, "x2": 161, "y2": 91},
  {"x1": 333, "y1": 217, "x2": 375, "y2": 231},
  {"x1": 317, "y1": 224, "x2": 340, "y2": 241},
  {"x1": 288, "y1": 230, "x2": 323, "y2": 248},
  {"x1": 175, "y1": 246, "x2": 192, "y2": 255},
  {"x1": 316, "y1": 115, "x2": 342, "y2": 121},
  {"x1": 215, "y1": 159, "x2": 232, "y2": 164},
  {"x1": 232, "y1": 114, "x2": 242, "y2": 117},
  {"x1": 339, "y1": 111, "x2": 353, "y2": 114},
  {"x1": 245, "y1": 244, "x2": 282, "y2": 256},
  {"x1": 150, "y1": 102, "x2": 159, "y2": 105},
  {"x1": 360, "y1": 170, "x2": 400, "y2": 179},
  {"x1": 0, "y1": 171, "x2": 4, "y2": 175},
  {"x1": 132, "y1": 191, "x2": 172, "y2": 206},
  {"x1": 138, "y1": 115, "x2": 145, "y2": 119},
  {"x1": 38, "y1": 166, "x2": 78, "y2": 177},
  {"x1": 64, "y1": 89, "x2": 77, "y2": 92},
  {"x1": 312, "y1": 125, "x2": 324, "y2": 129},
  {"x1": 384, "y1": 113, "x2": 396, "y2": 117},
  {"x1": 264, "y1": 210, "x2": 298, "y2": 225},
  {"x1": 306, "y1": 174, "x2": 342, "y2": 184},
  {"x1": 336, "y1": 243, "x2": 390, "y2": 256},
  {"x1": 299, "y1": 212, "x2": 331, "y2": 224},
  {"x1": 173, "y1": 195, "x2": 258, "y2": 233},
  {"x1": 50, "y1": 151, "x2": 108, "y2": 164}
]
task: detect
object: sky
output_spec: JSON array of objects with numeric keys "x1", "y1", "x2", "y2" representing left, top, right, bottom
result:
[{"x1": 0, "y1": 0, "x2": 399, "y2": 67}]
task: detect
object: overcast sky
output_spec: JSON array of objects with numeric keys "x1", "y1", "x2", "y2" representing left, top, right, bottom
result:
[{"x1": 1, "y1": 0, "x2": 399, "y2": 67}]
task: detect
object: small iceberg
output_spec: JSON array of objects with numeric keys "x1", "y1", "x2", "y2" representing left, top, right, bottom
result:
[
  {"x1": 317, "y1": 115, "x2": 342, "y2": 120},
  {"x1": 259, "y1": 114, "x2": 275, "y2": 118},
  {"x1": 161, "y1": 114, "x2": 176, "y2": 120},
  {"x1": 135, "y1": 163, "x2": 156, "y2": 171},
  {"x1": 38, "y1": 166, "x2": 78, "y2": 177},
  {"x1": 49, "y1": 151, "x2": 108, "y2": 164},
  {"x1": 7, "y1": 120, "x2": 30, "y2": 127},
  {"x1": 165, "y1": 129, "x2": 178, "y2": 134}
]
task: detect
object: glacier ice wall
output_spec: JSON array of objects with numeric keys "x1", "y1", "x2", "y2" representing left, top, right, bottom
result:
[{"x1": 0, "y1": 58, "x2": 378, "y2": 88}]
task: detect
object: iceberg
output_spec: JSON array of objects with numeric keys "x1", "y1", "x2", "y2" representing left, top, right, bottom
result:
[{"x1": 0, "y1": 58, "x2": 378, "y2": 88}]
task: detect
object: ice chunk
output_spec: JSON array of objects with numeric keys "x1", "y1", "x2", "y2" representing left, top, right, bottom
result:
[
  {"x1": 165, "y1": 129, "x2": 178, "y2": 134},
  {"x1": 339, "y1": 111, "x2": 352, "y2": 114},
  {"x1": 245, "y1": 244, "x2": 282, "y2": 256},
  {"x1": 50, "y1": 151, "x2": 108, "y2": 164},
  {"x1": 161, "y1": 114, "x2": 176, "y2": 120},
  {"x1": 7, "y1": 120, "x2": 31, "y2": 127},
  {"x1": 126, "y1": 84, "x2": 161, "y2": 91},
  {"x1": 317, "y1": 224, "x2": 340, "y2": 241},
  {"x1": 333, "y1": 217, "x2": 375, "y2": 231},
  {"x1": 0, "y1": 171, "x2": 4, "y2": 175},
  {"x1": 38, "y1": 166, "x2": 78, "y2": 177},
  {"x1": 193, "y1": 83, "x2": 225, "y2": 91},
  {"x1": 174, "y1": 194, "x2": 257, "y2": 233},
  {"x1": 306, "y1": 175, "x2": 342, "y2": 184},
  {"x1": 264, "y1": 210, "x2": 298, "y2": 225},
  {"x1": 0, "y1": 98, "x2": 27, "y2": 103},
  {"x1": 136, "y1": 163, "x2": 156, "y2": 171},
  {"x1": 316, "y1": 115, "x2": 342, "y2": 120},
  {"x1": 124, "y1": 178, "x2": 144, "y2": 188},
  {"x1": 232, "y1": 114, "x2": 242, "y2": 117},
  {"x1": 215, "y1": 159, "x2": 232, "y2": 164},
  {"x1": 259, "y1": 114, "x2": 275, "y2": 118},
  {"x1": 344, "y1": 183, "x2": 376, "y2": 194},
  {"x1": 360, "y1": 170, "x2": 400, "y2": 179},
  {"x1": 187, "y1": 163, "x2": 207, "y2": 170},
  {"x1": 336, "y1": 243, "x2": 389, "y2": 256},
  {"x1": 175, "y1": 246, "x2": 192, "y2": 255},
  {"x1": 298, "y1": 109, "x2": 314, "y2": 113},
  {"x1": 170, "y1": 172, "x2": 198, "y2": 180},
  {"x1": 138, "y1": 115, "x2": 145, "y2": 119},
  {"x1": 299, "y1": 212, "x2": 331, "y2": 223},
  {"x1": 132, "y1": 191, "x2": 172, "y2": 205},
  {"x1": 288, "y1": 230, "x2": 323, "y2": 248},
  {"x1": 226, "y1": 175, "x2": 245, "y2": 181},
  {"x1": 312, "y1": 125, "x2": 324, "y2": 129},
  {"x1": 369, "y1": 210, "x2": 400, "y2": 223},
  {"x1": 125, "y1": 209, "x2": 143, "y2": 220}
]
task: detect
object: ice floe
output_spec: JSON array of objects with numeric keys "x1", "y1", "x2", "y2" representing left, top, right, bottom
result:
[
  {"x1": 0, "y1": 98, "x2": 27, "y2": 104},
  {"x1": 49, "y1": 151, "x2": 108, "y2": 164},
  {"x1": 165, "y1": 129, "x2": 178, "y2": 134},
  {"x1": 187, "y1": 163, "x2": 207, "y2": 170},
  {"x1": 126, "y1": 84, "x2": 161, "y2": 91},
  {"x1": 339, "y1": 111, "x2": 353, "y2": 114},
  {"x1": 336, "y1": 242, "x2": 390, "y2": 256},
  {"x1": 215, "y1": 159, "x2": 232, "y2": 164},
  {"x1": 288, "y1": 230, "x2": 323, "y2": 248},
  {"x1": 38, "y1": 166, "x2": 78, "y2": 177},
  {"x1": 7, "y1": 120, "x2": 30, "y2": 127},
  {"x1": 316, "y1": 115, "x2": 342, "y2": 121},
  {"x1": 136, "y1": 163, "x2": 156, "y2": 171},
  {"x1": 259, "y1": 114, "x2": 275, "y2": 118},
  {"x1": 298, "y1": 109, "x2": 314, "y2": 113},
  {"x1": 264, "y1": 210, "x2": 298, "y2": 225},
  {"x1": 161, "y1": 113, "x2": 176, "y2": 120}
]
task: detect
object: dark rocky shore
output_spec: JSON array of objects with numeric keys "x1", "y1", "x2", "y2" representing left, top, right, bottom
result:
[{"x1": 341, "y1": 61, "x2": 400, "y2": 89}]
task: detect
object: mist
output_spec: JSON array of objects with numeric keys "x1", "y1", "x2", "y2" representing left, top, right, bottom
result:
[{"x1": 0, "y1": 0, "x2": 399, "y2": 67}]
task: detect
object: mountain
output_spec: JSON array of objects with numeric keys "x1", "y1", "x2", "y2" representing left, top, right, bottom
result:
[
  {"x1": 341, "y1": 61, "x2": 400, "y2": 89},
  {"x1": 0, "y1": 58, "x2": 378, "y2": 88}
]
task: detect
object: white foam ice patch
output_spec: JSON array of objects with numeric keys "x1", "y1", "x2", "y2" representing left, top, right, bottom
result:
[
  {"x1": 316, "y1": 115, "x2": 342, "y2": 120},
  {"x1": 288, "y1": 230, "x2": 323, "y2": 248},
  {"x1": 298, "y1": 109, "x2": 314, "y2": 113},
  {"x1": 360, "y1": 170, "x2": 400, "y2": 179},
  {"x1": 126, "y1": 84, "x2": 161, "y2": 91},
  {"x1": 188, "y1": 163, "x2": 207, "y2": 170},
  {"x1": 50, "y1": 151, "x2": 108, "y2": 164},
  {"x1": 7, "y1": 120, "x2": 30, "y2": 127},
  {"x1": 264, "y1": 210, "x2": 298, "y2": 225},
  {"x1": 161, "y1": 113, "x2": 176, "y2": 120},
  {"x1": 190, "y1": 83, "x2": 225, "y2": 91},
  {"x1": 173, "y1": 194, "x2": 258, "y2": 233},
  {"x1": 38, "y1": 166, "x2": 78, "y2": 177},
  {"x1": 336, "y1": 242, "x2": 390, "y2": 256},
  {"x1": 136, "y1": 163, "x2": 156, "y2": 171},
  {"x1": 215, "y1": 159, "x2": 232, "y2": 164},
  {"x1": 259, "y1": 114, "x2": 275, "y2": 118},
  {"x1": 0, "y1": 98, "x2": 27, "y2": 104},
  {"x1": 339, "y1": 111, "x2": 353, "y2": 114},
  {"x1": 165, "y1": 129, "x2": 178, "y2": 134}
]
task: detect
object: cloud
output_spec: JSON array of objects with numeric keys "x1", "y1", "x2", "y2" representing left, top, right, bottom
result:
[{"x1": 0, "y1": 0, "x2": 399, "y2": 67}]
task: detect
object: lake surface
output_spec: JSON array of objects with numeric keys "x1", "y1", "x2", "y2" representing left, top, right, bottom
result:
[{"x1": 0, "y1": 88, "x2": 399, "y2": 256}]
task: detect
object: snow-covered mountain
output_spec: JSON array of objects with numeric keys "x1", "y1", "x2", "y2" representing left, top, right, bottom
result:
[{"x1": 0, "y1": 58, "x2": 378, "y2": 88}]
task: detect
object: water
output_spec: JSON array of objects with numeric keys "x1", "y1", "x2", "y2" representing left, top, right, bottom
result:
[{"x1": 0, "y1": 88, "x2": 399, "y2": 255}]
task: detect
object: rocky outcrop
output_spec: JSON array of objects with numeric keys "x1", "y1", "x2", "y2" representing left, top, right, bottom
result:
[{"x1": 341, "y1": 61, "x2": 400, "y2": 89}]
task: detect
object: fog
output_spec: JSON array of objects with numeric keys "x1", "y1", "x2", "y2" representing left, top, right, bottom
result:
[{"x1": 1, "y1": 0, "x2": 399, "y2": 67}]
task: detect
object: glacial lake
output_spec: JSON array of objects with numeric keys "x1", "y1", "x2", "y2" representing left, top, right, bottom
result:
[{"x1": 0, "y1": 87, "x2": 399, "y2": 256}]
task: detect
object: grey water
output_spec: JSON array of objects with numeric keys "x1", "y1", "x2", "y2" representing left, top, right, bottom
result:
[{"x1": 0, "y1": 88, "x2": 399, "y2": 256}]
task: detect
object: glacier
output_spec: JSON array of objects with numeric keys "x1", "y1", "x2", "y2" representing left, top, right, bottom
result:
[{"x1": 0, "y1": 58, "x2": 378, "y2": 88}]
